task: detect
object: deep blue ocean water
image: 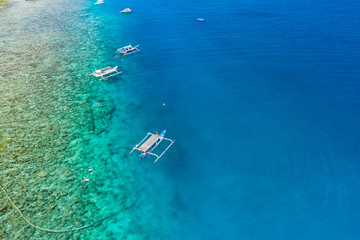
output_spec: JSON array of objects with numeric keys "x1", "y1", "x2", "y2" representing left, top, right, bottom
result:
[{"x1": 91, "y1": 0, "x2": 360, "y2": 239}]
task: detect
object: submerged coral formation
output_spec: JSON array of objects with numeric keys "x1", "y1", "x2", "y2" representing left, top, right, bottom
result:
[{"x1": 0, "y1": 1, "x2": 139, "y2": 239}]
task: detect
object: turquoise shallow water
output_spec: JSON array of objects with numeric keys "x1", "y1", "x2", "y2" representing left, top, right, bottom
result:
[
  {"x1": 0, "y1": 0, "x2": 144, "y2": 239},
  {"x1": 1, "y1": 0, "x2": 360, "y2": 239}
]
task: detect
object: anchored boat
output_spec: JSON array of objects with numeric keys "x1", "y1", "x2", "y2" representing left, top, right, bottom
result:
[
  {"x1": 95, "y1": 0, "x2": 104, "y2": 4},
  {"x1": 197, "y1": 18, "x2": 205, "y2": 22},
  {"x1": 130, "y1": 130, "x2": 175, "y2": 162},
  {"x1": 120, "y1": 8, "x2": 133, "y2": 13},
  {"x1": 91, "y1": 66, "x2": 122, "y2": 80},
  {"x1": 115, "y1": 44, "x2": 140, "y2": 55}
]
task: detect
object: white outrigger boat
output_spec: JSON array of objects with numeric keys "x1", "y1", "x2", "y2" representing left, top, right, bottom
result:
[
  {"x1": 130, "y1": 130, "x2": 175, "y2": 162},
  {"x1": 115, "y1": 44, "x2": 140, "y2": 56},
  {"x1": 94, "y1": 0, "x2": 104, "y2": 4},
  {"x1": 91, "y1": 66, "x2": 122, "y2": 80}
]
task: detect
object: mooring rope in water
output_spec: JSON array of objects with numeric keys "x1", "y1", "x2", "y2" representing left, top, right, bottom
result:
[
  {"x1": 85, "y1": 77, "x2": 96, "y2": 133},
  {"x1": 87, "y1": 103, "x2": 95, "y2": 133},
  {"x1": 0, "y1": 183, "x2": 135, "y2": 233}
]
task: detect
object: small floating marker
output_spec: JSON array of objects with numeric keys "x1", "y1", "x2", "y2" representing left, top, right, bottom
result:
[{"x1": 163, "y1": 103, "x2": 166, "y2": 106}]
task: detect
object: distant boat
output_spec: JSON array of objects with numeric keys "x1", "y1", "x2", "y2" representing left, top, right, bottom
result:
[
  {"x1": 94, "y1": 0, "x2": 104, "y2": 4},
  {"x1": 115, "y1": 44, "x2": 140, "y2": 55},
  {"x1": 197, "y1": 18, "x2": 205, "y2": 22},
  {"x1": 120, "y1": 8, "x2": 133, "y2": 13}
]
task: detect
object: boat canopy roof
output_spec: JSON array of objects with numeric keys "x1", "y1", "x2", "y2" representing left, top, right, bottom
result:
[
  {"x1": 139, "y1": 134, "x2": 160, "y2": 152},
  {"x1": 121, "y1": 45, "x2": 132, "y2": 49},
  {"x1": 98, "y1": 66, "x2": 111, "y2": 71}
]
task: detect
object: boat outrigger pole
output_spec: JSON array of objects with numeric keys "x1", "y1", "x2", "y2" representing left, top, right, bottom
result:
[{"x1": 130, "y1": 130, "x2": 175, "y2": 162}]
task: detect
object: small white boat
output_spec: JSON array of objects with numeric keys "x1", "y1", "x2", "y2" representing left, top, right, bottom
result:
[
  {"x1": 94, "y1": 0, "x2": 104, "y2": 5},
  {"x1": 115, "y1": 44, "x2": 140, "y2": 55},
  {"x1": 120, "y1": 8, "x2": 133, "y2": 13},
  {"x1": 91, "y1": 66, "x2": 122, "y2": 80},
  {"x1": 197, "y1": 18, "x2": 205, "y2": 22}
]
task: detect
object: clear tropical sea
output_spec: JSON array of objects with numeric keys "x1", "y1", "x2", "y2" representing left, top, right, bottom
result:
[{"x1": 1, "y1": 0, "x2": 360, "y2": 239}]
